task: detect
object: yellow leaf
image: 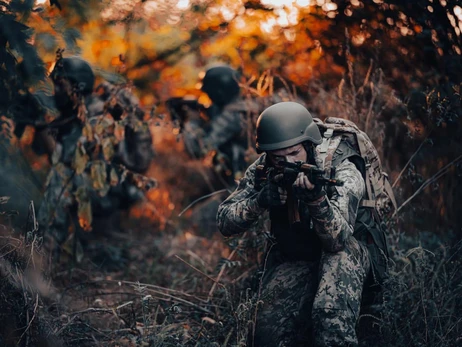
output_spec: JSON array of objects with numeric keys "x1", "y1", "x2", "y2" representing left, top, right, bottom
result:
[
  {"x1": 78, "y1": 200, "x2": 93, "y2": 232},
  {"x1": 91, "y1": 161, "x2": 107, "y2": 191},
  {"x1": 82, "y1": 123, "x2": 94, "y2": 142},
  {"x1": 110, "y1": 168, "x2": 119, "y2": 186},
  {"x1": 102, "y1": 137, "x2": 115, "y2": 161},
  {"x1": 73, "y1": 145, "x2": 89, "y2": 175},
  {"x1": 74, "y1": 187, "x2": 92, "y2": 232}
]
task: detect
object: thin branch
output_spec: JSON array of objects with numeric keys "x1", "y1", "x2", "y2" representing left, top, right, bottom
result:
[
  {"x1": 17, "y1": 293, "x2": 39, "y2": 346},
  {"x1": 207, "y1": 248, "x2": 237, "y2": 301},
  {"x1": 70, "y1": 308, "x2": 114, "y2": 316},
  {"x1": 144, "y1": 287, "x2": 214, "y2": 315},
  {"x1": 392, "y1": 132, "x2": 432, "y2": 188},
  {"x1": 174, "y1": 254, "x2": 224, "y2": 287},
  {"x1": 393, "y1": 155, "x2": 462, "y2": 217},
  {"x1": 178, "y1": 189, "x2": 229, "y2": 217}
]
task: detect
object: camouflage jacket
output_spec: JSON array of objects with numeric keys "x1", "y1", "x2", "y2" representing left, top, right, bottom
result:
[
  {"x1": 217, "y1": 152, "x2": 365, "y2": 260},
  {"x1": 185, "y1": 98, "x2": 254, "y2": 180}
]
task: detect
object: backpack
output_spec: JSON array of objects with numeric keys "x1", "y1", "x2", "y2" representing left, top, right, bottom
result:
[{"x1": 313, "y1": 117, "x2": 397, "y2": 289}]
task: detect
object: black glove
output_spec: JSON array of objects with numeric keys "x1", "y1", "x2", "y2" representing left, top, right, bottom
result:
[
  {"x1": 256, "y1": 174, "x2": 287, "y2": 208},
  {"x1": 292, "y1": 172, "x2": 325, "y2": 202}
]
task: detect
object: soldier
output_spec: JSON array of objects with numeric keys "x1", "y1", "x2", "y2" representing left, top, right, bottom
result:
[
  {"x1": 38, "y1": 56, "x2": 154, "y2": 253},
  {"x1": 217, "y1": 102, "x2": 377, "y2": 346},
  {"x1": 182, "y1": 65, "x2": 254, "y2": 186},
  {"x1": 37, "y1": 56, "x2": 96, "y2": 247}
]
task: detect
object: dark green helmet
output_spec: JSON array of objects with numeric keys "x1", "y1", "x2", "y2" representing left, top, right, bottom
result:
[
  {"x1": 50, "y1": 57, "x2": 95, "y2": 95},
  {"x1": 256, "y1": 101, "x2": 322, "y2": 152},
  {"x1": 201, "y1": 65, "x2": 240, "y2": 106}
]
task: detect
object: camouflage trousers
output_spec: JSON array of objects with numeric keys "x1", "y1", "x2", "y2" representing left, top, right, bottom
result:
[
  {"x1": 38, "y1": 164, "x2": 78, "y2": 247},
  {"x1": 253, "y1": 237, "x2": 371, "y2": 347}
]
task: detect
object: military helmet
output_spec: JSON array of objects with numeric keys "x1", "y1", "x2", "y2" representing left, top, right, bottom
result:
[
  {"x1": 50, "y1": 57, "x2": 95, "y2": 95},
  {"x1": 256, "y1": 101, "x2": 322, "y2": 152},
  {"x1": 201, "y1": 65, "x2": 240, "y2": 106}
]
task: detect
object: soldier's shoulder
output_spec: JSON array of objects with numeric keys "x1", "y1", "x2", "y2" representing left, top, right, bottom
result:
[{"x1": 224, "y1": 98, "x2": 259, "y2": 114}]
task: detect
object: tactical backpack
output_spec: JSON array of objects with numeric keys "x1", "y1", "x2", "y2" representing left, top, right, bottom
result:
[{"x1": 313, "y1": 117, "x2": 397, "y2": 289}]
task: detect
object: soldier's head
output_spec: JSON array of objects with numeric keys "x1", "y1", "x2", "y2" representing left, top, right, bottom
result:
[
  {"x1": 255, "y1": 102, "x2": 322, "y2": 167},
  {"x1": 200, "y1": 65, "x2": 240, "y2": 107},
  {"x1": 50, "y1": 56, "x2": 95, "y2": 109}
]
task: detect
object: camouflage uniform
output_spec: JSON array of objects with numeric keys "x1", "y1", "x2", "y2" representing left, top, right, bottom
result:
[
  {"x1": 38, "y1": 84, "x2": 152, "y2": 246},
  {"x1": 37, "y1": 113, "x2": 87, "y2": 246},
  {"x1": 217, "y1": 152, "x2": 371, "y2": 346},
  {"x1": 183, "y1": 98, "x2": 251, "y2": 185}
]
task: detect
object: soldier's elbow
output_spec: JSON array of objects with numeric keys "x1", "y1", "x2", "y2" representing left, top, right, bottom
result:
[
  {"x1": 324, "y1": 242, "x2": 346, "y2": 253},
  {"x1": 319, "y1": 235, "x2": 347, "y2": 253},
  {"x1": 216, "y1": 216, "x2": 240, "y2": 237},
  {"x1": 217, "y1": 220, "x2": 236, "y2": 237}
]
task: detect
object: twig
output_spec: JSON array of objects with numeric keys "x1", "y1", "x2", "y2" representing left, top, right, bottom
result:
[
  {"x1": 251, "y1": 243, "x2": 275, "y2": 347},
  {"x1": 174, "y1": 255, "x2": 224, "y2": 287},
  {"x1": 186, "y1": 250, "x2": 213, "y2": 272},
  {"x1": 116, "y1": 301, "x2": 134, "y2": 310},
  {"x1": 392, "y1": 132, "x2": 432, "y2": 188},
  {"x1": 54, "y1": 315, "x2": 78, "y2": 336},
  {"x1": 178, "y1": 189, "x2": 229, "y2": 217},
  {"x1": 364, "y1": 80, "x2": 377, "y2": 133},
  {"x1": 18, "y1": 293, "x2": 39, "y2": 346},
  {"x1": 393, "y1": 155, "x2": 462, "y2": 217},
  {"x1": 144, "y1": 287, "x2": 214, "y2": 315},
  {"x1": 70, "y1": 308, "x2": 114, "y2": 316},
  {"x1": 207, "y1": 248, "x2": 237, "y2": 301}
]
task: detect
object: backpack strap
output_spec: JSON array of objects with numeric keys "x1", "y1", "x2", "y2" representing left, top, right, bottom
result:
[
  {"x1": 354, "y1": 133, "x2": 376, "y2": 208},
  {"x1": 383, "y1": 175, "x2": 398, "y2": 210},
  {"x1": 318, "y1": 128, "x2": 342, "y2": 171}
]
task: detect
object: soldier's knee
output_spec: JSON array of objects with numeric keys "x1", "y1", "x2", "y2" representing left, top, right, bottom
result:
[
  {"x1": 320, "y1": 237, "x2": 368, "y2": 274},
  {"x1": 312, "y1": 308, "x2": 358, "y2": 347}
]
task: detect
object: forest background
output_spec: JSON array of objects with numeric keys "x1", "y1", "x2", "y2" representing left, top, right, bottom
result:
[{"x1": 1, "y1": 0, "x2": 462, "y2": 346}]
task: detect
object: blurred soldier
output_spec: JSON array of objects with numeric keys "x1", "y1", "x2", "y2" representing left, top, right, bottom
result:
[
  {"x1": 182, "y1": 65, "x2": 256, "y2": 187},
  {"x1": 218, "y1": 102, "x2": 393, "y2": 346},
  {"x1": 37, "y1": 56, "x2": 96, "y2": 247},
  {"x1": 171, "y1": 65, "x2": 258, "y2": 235},
  {"x1": 38, "y1": 56, "x2": 154, "y2": 253}
]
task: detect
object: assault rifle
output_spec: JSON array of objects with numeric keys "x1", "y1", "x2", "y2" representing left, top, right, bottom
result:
[
  {"x1": 256, "y1": 161, "x2": 344, "y2": 189},
  {"x1": 278, "y1": 161, "x2": 344, "y2": 187},
  {"x1": 255, "y1": 161, "x2": 344, "y2": 224}
]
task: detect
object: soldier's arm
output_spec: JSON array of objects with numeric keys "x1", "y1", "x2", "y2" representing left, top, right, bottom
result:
[
  {"x1": 305, "y1": 159, "x2": 365, "y2": 252},
  {"x1": 202, "y1": 110, "x2": 242, "y2": 150},
  {"x1": 217, "y1": 157, "x2": 266, "y2": 236}
]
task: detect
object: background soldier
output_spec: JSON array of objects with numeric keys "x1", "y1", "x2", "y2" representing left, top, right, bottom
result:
[
  {"x1": 182, "y1": 65, "x2": 255, "y2": 187},
  {"x1": 38, "y1": 56, "x2": 154, "y2": 256},
  {"x1": 172, "y1": 65, "x2": 259, "y2": 235},
  {"x1": 37, "y1": 56, "x2": 96, "y2": 248},
  {"x1": 217, "y1": 102, "x2": 376, "y2": 346}
]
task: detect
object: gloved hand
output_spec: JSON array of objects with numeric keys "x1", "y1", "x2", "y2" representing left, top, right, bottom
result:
[
  {"x1": 292, "y1": 172, "x2": 325, "y2": 202},
  {"x1": 256, "y1": 174, "x2": 287, "y2": 208}
]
